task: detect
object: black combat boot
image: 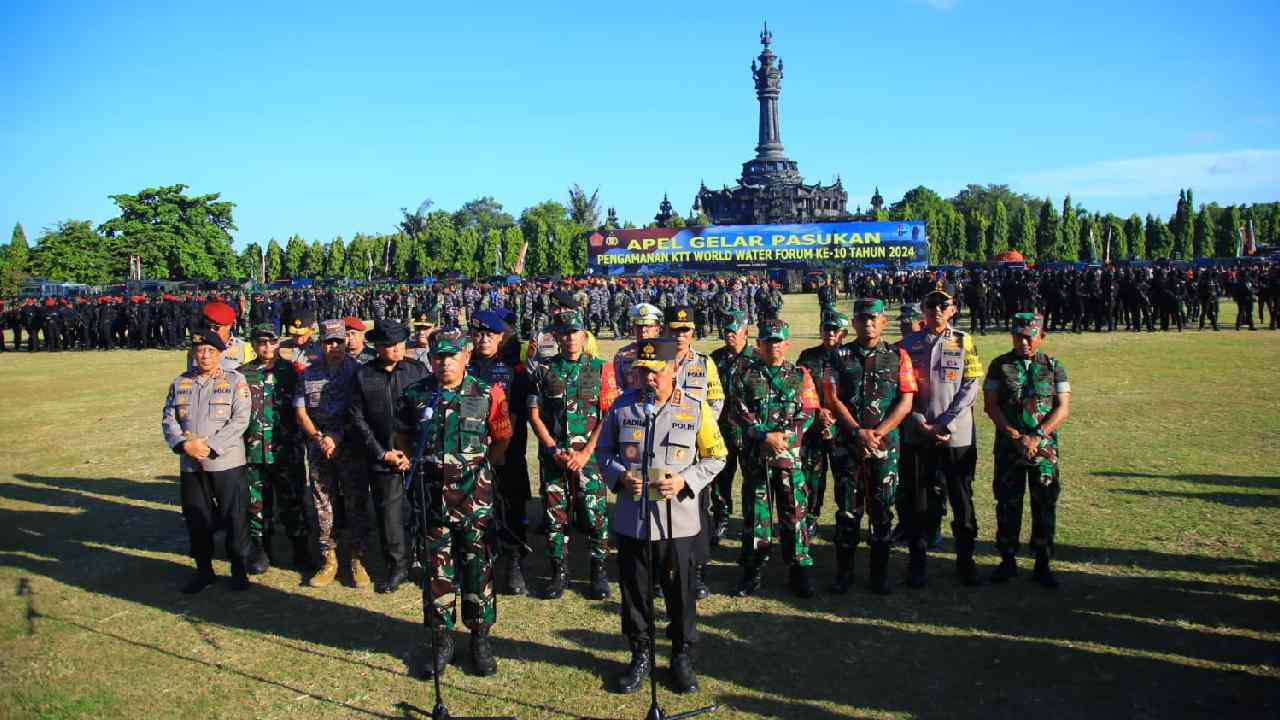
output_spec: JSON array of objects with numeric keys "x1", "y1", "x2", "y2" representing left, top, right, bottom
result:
[
  {"x1": 693, "y1": 564, "x2": 710, "y2": 601},
  {"x1": 990, "y1": 553, "x2": 1018, "y2": 583},
  {"x1": 587, "y1": 558, "x2": 610, "y2": 600},
  {"x1": 470, "y1": 625, "x2": 497, "y2": 676},
  {"x1": 828, "y1": 547, "x2": 855, "y2": 594},
  {"x1": 261, "y1": 526, "x2": 277, "y2": 566},
  {"x1": 505, "y1": 552, "x2": 527, "y2": 596},
  {"x1": 543, "y1": 560, "x2": 567, "y2": 600},
  {"x1": 955, "y1": 537, "x2": 981, "y2": 586},
  {"x1": 246, "y1": 538, "x2": 270, "y2": 576},
  {"x1": 614, "y1": 637, "x2": 650, "y2": 694},
  {"x1": 291, "y1": 536, "x2": 313, "y2": 570},
  {"x1": 1033, "y1": 547, "x2": 1059, "y2": 588},
  {"x1": 906, "y1": 546, "x2": 927, "y2": 589},
  {"x1": 789, "y1": 564, "x2": 815, "y2": 598},
  {"x1": 230, "y1": 557, "x2": 251, "y2": 592},
  {"x1": 671, "y1": 645, "x2": 699, "y2": 694},
  {"x1": 181, "y1": 558, "x2": 216, "y2": 595},
  {"x1": 868, "y1": 541, "x2": 891, "y2": 595},
  {"x1": 732, "y1": 562, "x2": 763, "y2": 597},
  {"x1": 421, "y1": 628, "x2": 454, "y2": 679},
  {"x1": 375, "y1": 564, "x2": 408, "y2": 594}
]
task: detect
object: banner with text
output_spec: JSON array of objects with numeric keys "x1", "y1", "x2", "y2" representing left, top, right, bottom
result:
[{"x1": 587, "y1": 221, "x2": 928, "y2": 273}]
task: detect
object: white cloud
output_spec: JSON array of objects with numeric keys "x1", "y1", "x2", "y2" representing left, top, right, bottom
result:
[{"x1": 1014, "y1": 149, "x2": 1280, "y2": 199}]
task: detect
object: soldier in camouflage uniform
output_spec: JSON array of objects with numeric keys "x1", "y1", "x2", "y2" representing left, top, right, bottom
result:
[
  {"x1": 795, "y1": 310, "x2": 849, "y2": 540},
  {"x1": 527, "y1": 309, "x2": 619, "y2": 600},
  {"x1": 395, "y1": 329, "x2": 512, "y2": 678},
  {"x1": 707, "y1": 310, "x2": 754, "y2": 544},
  {"x1": 982, "y1": 313, "x2": 1071, "y2": 588},
  {"x1": 825, "y1": 299, "x2": 917, "y2": 595},
  {"x1": 293, "y1": 320, "x2": 364, "y2": 588},
  {"x1": 239, "y1": 324, "x2": 308, "y2": 575},
  {"x1": 727, "y1": 318, "x2": 820, "y2": 598}
]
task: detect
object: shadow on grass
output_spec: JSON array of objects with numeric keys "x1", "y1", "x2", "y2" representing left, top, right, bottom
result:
[
  {"x1": 1093, "y1": 470, "x2": 1280, "y2": 490},
  {"x1": 2, "y1": 472, "x2": 1278, "y2": 719},
  {"x1": 1107, "y1": 487, "x2": 1280, "y2": 509}
]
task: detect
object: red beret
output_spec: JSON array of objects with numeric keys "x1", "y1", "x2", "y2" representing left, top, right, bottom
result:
[
  {"x1": 202, "y1": 301, "x2": 236, "y2": 326},
  {"x1": 343, "y1": 316, "x2": 366, "y2": 332}
]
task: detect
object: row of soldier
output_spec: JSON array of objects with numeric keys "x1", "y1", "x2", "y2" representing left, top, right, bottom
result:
[{"x1": 161, "y1": 282, "x2": 1071, "y2": 693}]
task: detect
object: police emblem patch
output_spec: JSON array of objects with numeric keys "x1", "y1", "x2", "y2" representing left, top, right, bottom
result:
[{"x1": 623, "y1": 444, "x2": 639, "y2": 461}]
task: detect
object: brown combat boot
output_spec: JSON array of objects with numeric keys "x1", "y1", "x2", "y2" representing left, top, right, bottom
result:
[
  {"x1": 350, "y1": 556, "x2": 372, "y2": 589},
  {"x1": 310, "y1": 548, "x2": 338, "y2": 587}
]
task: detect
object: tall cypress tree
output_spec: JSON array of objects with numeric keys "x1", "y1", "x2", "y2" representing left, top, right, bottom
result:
[
  {"x1": 1124, "y1": 214, "x2": 1145, "y2": 259},
  {"x1": 1012, "y1": 204, "x2": 1036, "y2": 260},
  {"x1": 1036, "y1": 198, "x2": 1061, "y2": 261},
  {"x1": 989, "y1": 200, "x2": 1009, "y2": 256},
  {"x1": 1059, "y1": 196, "x2": 1080, "y2": 261},
  {"x1": 1193, "y1": 206, "x2": 1215, "y2": 259}
]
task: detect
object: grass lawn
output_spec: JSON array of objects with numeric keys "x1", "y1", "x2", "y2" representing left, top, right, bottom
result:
[{"x1": 1, "y1": 294, "x2": 1277, "y2": 719}]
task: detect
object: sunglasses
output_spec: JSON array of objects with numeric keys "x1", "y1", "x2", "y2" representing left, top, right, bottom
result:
[{"x1": 924, "y1": 300, "x2": 953, "y2": 310}]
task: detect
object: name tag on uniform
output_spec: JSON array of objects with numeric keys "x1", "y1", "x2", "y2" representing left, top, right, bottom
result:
[{"x1": 941, "y1": 351, "x2": 963, "y2": 370}]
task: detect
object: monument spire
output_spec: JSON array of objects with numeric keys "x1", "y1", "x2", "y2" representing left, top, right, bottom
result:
[{"x1": 752, "y1": 22, "x2": 786, "y2": 161}]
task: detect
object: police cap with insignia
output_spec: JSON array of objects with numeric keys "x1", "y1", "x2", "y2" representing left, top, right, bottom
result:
[
  {"x1": 758, "y1": 318, "x2": 790, "y2": 341},
  {"x1": 629, "y1": 302, "x2": 662, "y2": 326},
  {"x1": 429, "y1": 329, "x2": 470, "y2": 355},
  {"x1": 190, "y1": 326, "x2": 228, "y2": 351},
  {"x1": 664, "y1": 305, "x2": 696, "y2": 330},
  {"x1": 249, "y1": 323, "x2": 279, "y2": 341},
  {"x1": 632, "y1": 336, "x2": 678, "y2": 371},
  {"x1": 925, "y1": 282, "x2": 958, "y2": 304},
  {"x1": 288, "y1": 308, "x2": 316, "y2": 335},
  {"x1": 366, "y1": 320, "x2": 409, "y2": 345},
  {"x1": 469, "y1": 309, "x2": 509, "y2": 334},
  {"x1": 853, "y1": 298, "x2": 886, "y2": 317}
]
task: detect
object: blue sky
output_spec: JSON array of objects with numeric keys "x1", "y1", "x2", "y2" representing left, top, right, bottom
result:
[{"x1": 2, "y1": 0, "x2": 1277, "y2": 249}]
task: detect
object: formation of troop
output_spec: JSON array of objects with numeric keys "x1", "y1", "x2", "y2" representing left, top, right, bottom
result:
[{"x1": 154, "y1": 264, "x2": 1087, "y2": 697}]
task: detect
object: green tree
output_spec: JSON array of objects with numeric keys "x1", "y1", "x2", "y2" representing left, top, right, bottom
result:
[
  {"x1": 479, "y1": 227, "x2": 503, "y2": 277},
  {"x1": 1102, "y1": 214, "x2": 1127, "y2": 262},
  {"x1": 265, "y1": 238, "x2": 283, "y2": 281},
  {"x1": 30, "y1": 220, "x2": 114, "y2": 283},
  {"x1": 346, "y1": 234, "x2": 373, "y2": 280},
  {"x1": 1078, "y1": 215, "x2": 1099, "y2": 262},
  {"x1": 965, "y1": 208, "x2": 988, "y2": 261},
  {"x1": 520, "y1": 201, "x2": 569, "y2": 276},
  {"x1": 1010, "y1": 204, "x2": 1036, "y2": 260},
  {"x1": 1214, "y1": 206, "x2": 1242, "y2": 257},
  {"x1": 325, "y1": 236, "x2": 346, "y2": 278},
  {"x1": 988, "y1": 200, "x2": 1009, "y2": 256},
  {"x1": 1193, "y1": 206, "x2": 1215, "y2": 259},
  {"x1": 1036, "y1": 198, "x2": 1061, "y2": 261},
  {"x1": 567, "y1": 185, "x2": 601, "y2": 227},
  {"x1": 1124, "y1": 214, "x2": 1145, "y2": 259},
  {"x1": 1058, "y1": 196, "x2": 1080, "y2": 261},
  {"x1": 240, "y1": 242, "x2": 263, "y2": 283},
  {"x1": 98, "y1": 184, "x2": 237, "y2": 280},
  {"x1": 2, "y1": 222, "x2": 29, "y2": 295},
  {"x1": 1146, "y1": 215, "x2": 1174, "y2": 259},
  {"x1": 303, "y1": 240, "x2": 325, "y2": 278},
  {"x1": 455, "y1": 226, "x2": 481, "y2": 278},
  {"x1": 453, "y1": 196, "x2": 513, "y2": 235},
  {"x1": 502, "y1": 225, "x2": 525, "y2": 274}
]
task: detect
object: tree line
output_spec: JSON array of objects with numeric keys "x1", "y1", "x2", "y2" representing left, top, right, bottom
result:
[{"x1": 3, "y1": 182, "x2": 1277, "y2": 293}]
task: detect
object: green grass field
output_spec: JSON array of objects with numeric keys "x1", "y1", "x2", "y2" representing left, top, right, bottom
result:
[{"x1": 2, "y1": 295, "x2": 1278, "y2": 720}]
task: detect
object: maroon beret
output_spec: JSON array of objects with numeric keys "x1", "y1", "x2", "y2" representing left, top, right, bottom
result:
[{"x1": 202, "y1": 301, "x2": 236, "y2": 326}]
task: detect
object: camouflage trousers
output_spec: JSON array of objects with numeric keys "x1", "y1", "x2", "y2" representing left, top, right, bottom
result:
[
  {"x1": 799, "y1": 437, "x2": 833, "y2": 535},
  {"x1": 739, "y1": 455, "x2": 812, "y2": 568},
  {"x1": 830, "y1": 441, "x2": 899, "y2": 549},
  {"x1": 994, "y1": 455, "x2": 1061, "y2": 556},
  {"x1": 305, "y1": 443, "x2": 366, "y2": 553},
  {"x1": 540, "y1": 463, "x2": 609, "y2": 562},
  {"x1": 245, "y1": 457, "x2": 307, "y2": 540},
  {"x1": 422, "y1": 467, "x2": 497, "y2": 631}
]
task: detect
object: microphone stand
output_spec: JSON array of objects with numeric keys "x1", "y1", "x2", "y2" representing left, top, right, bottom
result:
[{"x1": 638, "y1": 388, "x2": 717, "y2": 720}]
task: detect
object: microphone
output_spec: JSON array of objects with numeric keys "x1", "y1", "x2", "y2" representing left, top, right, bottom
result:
[{"x1": 643, "y1": 387, "x2": 656, "y2": 419}]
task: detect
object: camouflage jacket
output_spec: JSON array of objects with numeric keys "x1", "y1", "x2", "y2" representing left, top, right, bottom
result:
[
  {"x1": 239, "y1": 359, "x2": 300, "y2": 465},
  {"x1": 832, "y1": 340, "x2": 917, "y2": 451},
  {"x1": 527, "y1": 353, "x2": 617, "y2": 452},
  {"x1": 396, "y1": 373, "x2": 511, "y2": 500},
  {"x1": 796, "y1": 343, "x2": 848, "y2": 441},
  {"x1": 982, "y1": 350, "x2": 1070, "y2": 473},
  {"x1": 727, "y1": 359, "x2": 817, "y2": 468}
]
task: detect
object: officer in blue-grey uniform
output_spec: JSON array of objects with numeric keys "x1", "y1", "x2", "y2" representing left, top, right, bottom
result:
[
  {"x1": 162, "y1": 329, "x2": 253, "y2": 594},
  {"x1": 596, "y1": 337, "x2": 728, "y2": 696}
]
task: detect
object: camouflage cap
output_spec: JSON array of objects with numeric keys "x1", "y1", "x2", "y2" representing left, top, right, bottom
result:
[
  {"x1": 821, "y1": 311, "x2": 850, "y2": 330},
  {"x1": 429, "y1": 329, "x2": 469, "y2": 355},
  {"x1": 249, "y1": 323, "x2": 279, "y2": 341},
  {"x1": 1012, "y1": 312, "x2": 1044, "y2": 337},
  {"x1": 551, "y1": 309, "x2": 584, "y2": 333},
  {"x1": 632, "y1": 337, "x2": 678, "y2": 371},
  {"x1": 898, "y1": 303, "x2": 924, "y2": 323},
  {"x1": 757, "y1": 318, "x2": 790, "y2": 341},
  {"x1": 720, "y1": 309, "x2": 746, "y2": 333},
  {"x1": 853, "y1": 298, "x2": 886, "y2": 316}
]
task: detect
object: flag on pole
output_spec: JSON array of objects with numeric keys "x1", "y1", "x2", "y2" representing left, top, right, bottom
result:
[
  {"x1": 1236, "y1": 224, "x2": 1246, "y2": 258},
  {"x1": 1104, "y1": 226, "x2": 1112, "y2": 265},
  {"x1": 513, "y1": 239, "x2": 528, "y2": 275},
  {"x1": 1245, "y1": 219, "x2": 1257, "y2": 256}
]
